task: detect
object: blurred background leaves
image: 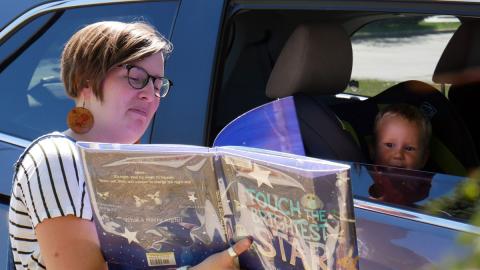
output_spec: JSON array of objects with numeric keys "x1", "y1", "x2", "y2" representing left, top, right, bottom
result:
[{"x1": 427, "y1": 169, "x2": 480, "y2": 269}]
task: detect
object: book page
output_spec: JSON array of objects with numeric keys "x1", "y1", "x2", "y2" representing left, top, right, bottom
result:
[
  {"x1": 80, "y1": 148, "x2": 227, "y2": 268},
  {"x1": 219, "y1": 151, "x2": 358, "y2": 270}
]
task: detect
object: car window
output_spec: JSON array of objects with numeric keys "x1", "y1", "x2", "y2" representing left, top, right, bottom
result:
[
  {"x1": 348, "y1": 15, "x2": 460, "y2": 97},
  {"x1": 350, "y1": 162, "x2": 480, "y2": 224},
  {"x1": 344, "y1": 16, "x2": 480, "y2": 222},
  {"x1": 0, "y1": 1, "x2": 177, "y2": 140},
  {"x1": 0, "y1": 12, "x2": 57, "y2": 65}
]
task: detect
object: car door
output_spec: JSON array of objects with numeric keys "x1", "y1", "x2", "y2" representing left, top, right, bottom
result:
[
  {"x1": 209, "y1": 1, "x2": 480, "y2": 269},
  {"x1": 0, "y1": 1, "x2": 180, "y2": 267}
]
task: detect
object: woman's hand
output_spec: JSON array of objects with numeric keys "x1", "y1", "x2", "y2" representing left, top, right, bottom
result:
[{"x1": 191, "y1": 237, "x2": 253, "y2": 270}]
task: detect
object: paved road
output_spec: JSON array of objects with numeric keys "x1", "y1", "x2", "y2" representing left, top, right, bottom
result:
[{"x1": 351, "y1": 32, "x2": 455, "y2": 83}]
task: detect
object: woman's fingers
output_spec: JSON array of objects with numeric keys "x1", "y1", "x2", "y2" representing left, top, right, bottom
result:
[
  {"x1": 189, "y1": 237, "x2": 254, "y2": 270},
  {"x1": 232, "y1": 236, "x2": 253, "y2": 256}
]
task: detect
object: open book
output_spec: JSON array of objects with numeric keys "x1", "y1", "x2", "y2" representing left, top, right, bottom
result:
[{"x1": 78, "y1": 143, "x2": 358, "y2": 269}]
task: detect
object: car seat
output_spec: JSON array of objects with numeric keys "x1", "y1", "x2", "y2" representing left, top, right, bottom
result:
[
  {"x1": 334, "y1": 80, "x2": 479, "y2": 176},
  {"x1": 433, "y1": 21, "x2": 480, "y2": 158},
  {"x1": 448, "y1": 83, "x2": 480, "y2": 155},
  {"x1": 265, "y1": 23, "x2": 366, "y2": 162}
]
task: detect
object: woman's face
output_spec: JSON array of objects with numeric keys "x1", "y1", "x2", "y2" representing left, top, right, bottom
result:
[{"x1": 84, "y1": 52, "x2": 164, "y2": 143}]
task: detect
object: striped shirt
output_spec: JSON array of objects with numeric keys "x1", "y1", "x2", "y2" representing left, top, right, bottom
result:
[{"x1": 9, "y1": 132, "x2": 93, "y2": 269}]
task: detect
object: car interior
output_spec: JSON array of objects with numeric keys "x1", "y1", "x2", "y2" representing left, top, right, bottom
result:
[
  {"x1": 210, "y1": 9, "x2": 480, "y2": 219},
  {"x1": 265, "y1": 23, "x2": 366, "y2": 163},
  {"x1": 433, "y1": 20, "x2": 480, "y2": 161}
]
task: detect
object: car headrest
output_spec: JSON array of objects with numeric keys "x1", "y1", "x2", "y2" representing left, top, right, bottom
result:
[
  {"x1": 433, "y1": 21, "x2": 480, "y2": 85},
  {"x1": 266, "y1": 23, "x2": 352, "y2": 98}
]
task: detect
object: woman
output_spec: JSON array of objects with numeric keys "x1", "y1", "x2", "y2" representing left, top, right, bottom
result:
[{"x1": 9, "y1": 21, "x2": 251, "y2": 270}]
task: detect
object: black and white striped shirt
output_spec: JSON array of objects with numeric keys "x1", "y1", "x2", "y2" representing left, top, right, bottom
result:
[{"x1": 9, "y1": 132, "x2": 93, "y2": 269}]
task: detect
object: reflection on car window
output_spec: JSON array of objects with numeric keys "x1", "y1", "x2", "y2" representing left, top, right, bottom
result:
[
  {"x1": 348, "y1": 15, "x2": 460, "y2": 97},
  {"x1": 0, "y1": 13, "x2": 55, "y2": 66},
  {"x1": 0, "y1": 2, "x2": 177, "y2": 140},
  {"x1": 350, "y1": 162, "x2": 480, "y2": 223},
  {"x1": 367, "y1": 165, "x2": 434, "y2": 206}
]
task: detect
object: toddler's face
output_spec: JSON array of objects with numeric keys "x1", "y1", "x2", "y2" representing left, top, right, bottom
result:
[{"x1": 374, "y1": 115, "x2": 427, "y2": 170}]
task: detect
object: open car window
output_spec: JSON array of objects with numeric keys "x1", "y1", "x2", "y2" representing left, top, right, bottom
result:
[
  {"x1": 212, "y1": 8, "x2": 480, "y2": 228},
  {"x1": 213, "y1": 95, "x2": 478, "y2": 225},
  {"x1": 347, "y1": 15, "x2": 460, "y2": 97}
]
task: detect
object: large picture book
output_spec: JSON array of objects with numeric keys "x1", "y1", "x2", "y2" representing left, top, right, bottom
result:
[{"x1": 78, "y1": 143, "x2": 358, "y2": 269}]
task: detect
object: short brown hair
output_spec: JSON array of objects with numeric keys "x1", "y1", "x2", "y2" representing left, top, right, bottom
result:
[
  {"x1": 374, "y1": 103, "x2": 432, "y2": 150},
  {"x1": 61, "y1": 21, "x2": 173, "y2": 101}
]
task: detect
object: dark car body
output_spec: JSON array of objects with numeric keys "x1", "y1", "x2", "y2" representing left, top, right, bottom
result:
[{"x1": 1, "y1": 0, "x2": 480, "y2": 269}]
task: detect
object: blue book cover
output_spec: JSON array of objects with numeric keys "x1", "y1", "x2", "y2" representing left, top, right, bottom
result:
[
  {"x1": 213, "y1": 97, "x2": 358, "y2": 269},
  {"x1": 214, "y1": 96, "x2": 305, "y2": 156},
  {"x1": 216, "y1": 147, "x2": 357, "y2": 270},
  {"x1": 78, "y1": 144, "x2": 228, "y2": 269},
  {"x1": 78, "y1": 144, "x2": 358, "y2": 270}
]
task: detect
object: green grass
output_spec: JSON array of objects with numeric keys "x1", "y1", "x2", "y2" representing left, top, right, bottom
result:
[
  {"x1": 418, "y1": 21, "x2": 461, "y2": 32},
  {"x1": 344, "y1": 79, "x2": 397, "y2": 97},
  {"x1": 344, "y1": 79, "x2": 448, "y2": 97},
  {"x1": 353, "y1": 18, "x2": 460, "y2": 39}
]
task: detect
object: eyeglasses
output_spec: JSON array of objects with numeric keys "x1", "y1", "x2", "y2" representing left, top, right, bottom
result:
[{"x1": 122, "y1": 64, "x2": 173, "y2": 98}]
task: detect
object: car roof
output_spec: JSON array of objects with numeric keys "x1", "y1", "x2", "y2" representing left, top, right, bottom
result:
[{"x1": 0, "y1": 0, "x2": 53, "y2": 29}]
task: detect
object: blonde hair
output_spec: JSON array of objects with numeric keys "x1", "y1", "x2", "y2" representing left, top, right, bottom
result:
[
  {"x1": 374, "y1": 103, "x2": 432, "y2": 151},
  {"x1": 61, "y1": 21, "x2": 173, "y2": 101}
]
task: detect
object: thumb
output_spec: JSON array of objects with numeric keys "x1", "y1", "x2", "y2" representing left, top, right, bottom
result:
[
  {"x1": 190, "y1": 237, "x2": 254, "y2": 270},
  {"x1": 231, "y1": 236, "x2": 253, "y2": 256}
]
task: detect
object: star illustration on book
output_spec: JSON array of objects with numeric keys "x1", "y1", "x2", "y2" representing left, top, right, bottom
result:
[
  {"x1": 190, "y1": 200, "x2": 225, "y2": 243},
  {"x1": 237, "y1": 163, "x2": 273, "y2": 188},
  {"x1": 97, "y1": 191, "x2": 109, "y2": 200},
  {"x1": 147, "y1": 191, "x2": 162, "y2": 205},
  {"x1": 250, "y1": 164, "x2": 273, "y2": 188},
  {"x1": 188, "y1": 192, "x2": 198, "y2": 203},
  {"x1": 134, "y1": 195, "x2": 148, "y2": 207},
  {"x1": 122, "y1": 227, "x2": 139, "y2": 244}
]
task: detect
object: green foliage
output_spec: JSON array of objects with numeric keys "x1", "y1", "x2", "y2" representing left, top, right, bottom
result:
[
  {"x1": 426, "y1": 169, "x2": 480, "y2": 269},
  {"x1": 418, "y1": 21, "x2": 461, "y2": 32},
  {"x1": 426, "y1": 179, "x2": 479, "y2": 220}
]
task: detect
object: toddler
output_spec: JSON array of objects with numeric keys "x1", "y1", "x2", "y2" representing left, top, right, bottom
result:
[{"x1": 372, "y1": 103, "x2": 431, "y2": 170}]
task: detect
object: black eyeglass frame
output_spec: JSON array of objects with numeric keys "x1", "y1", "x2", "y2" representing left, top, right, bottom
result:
[{"x1": 121, "y1": 64, "x2": 173, "y2": 98}]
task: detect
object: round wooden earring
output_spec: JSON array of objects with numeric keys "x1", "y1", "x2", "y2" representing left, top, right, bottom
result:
[{"x1": 67, "y1": 106, "x2": 94, "y2": 134}]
